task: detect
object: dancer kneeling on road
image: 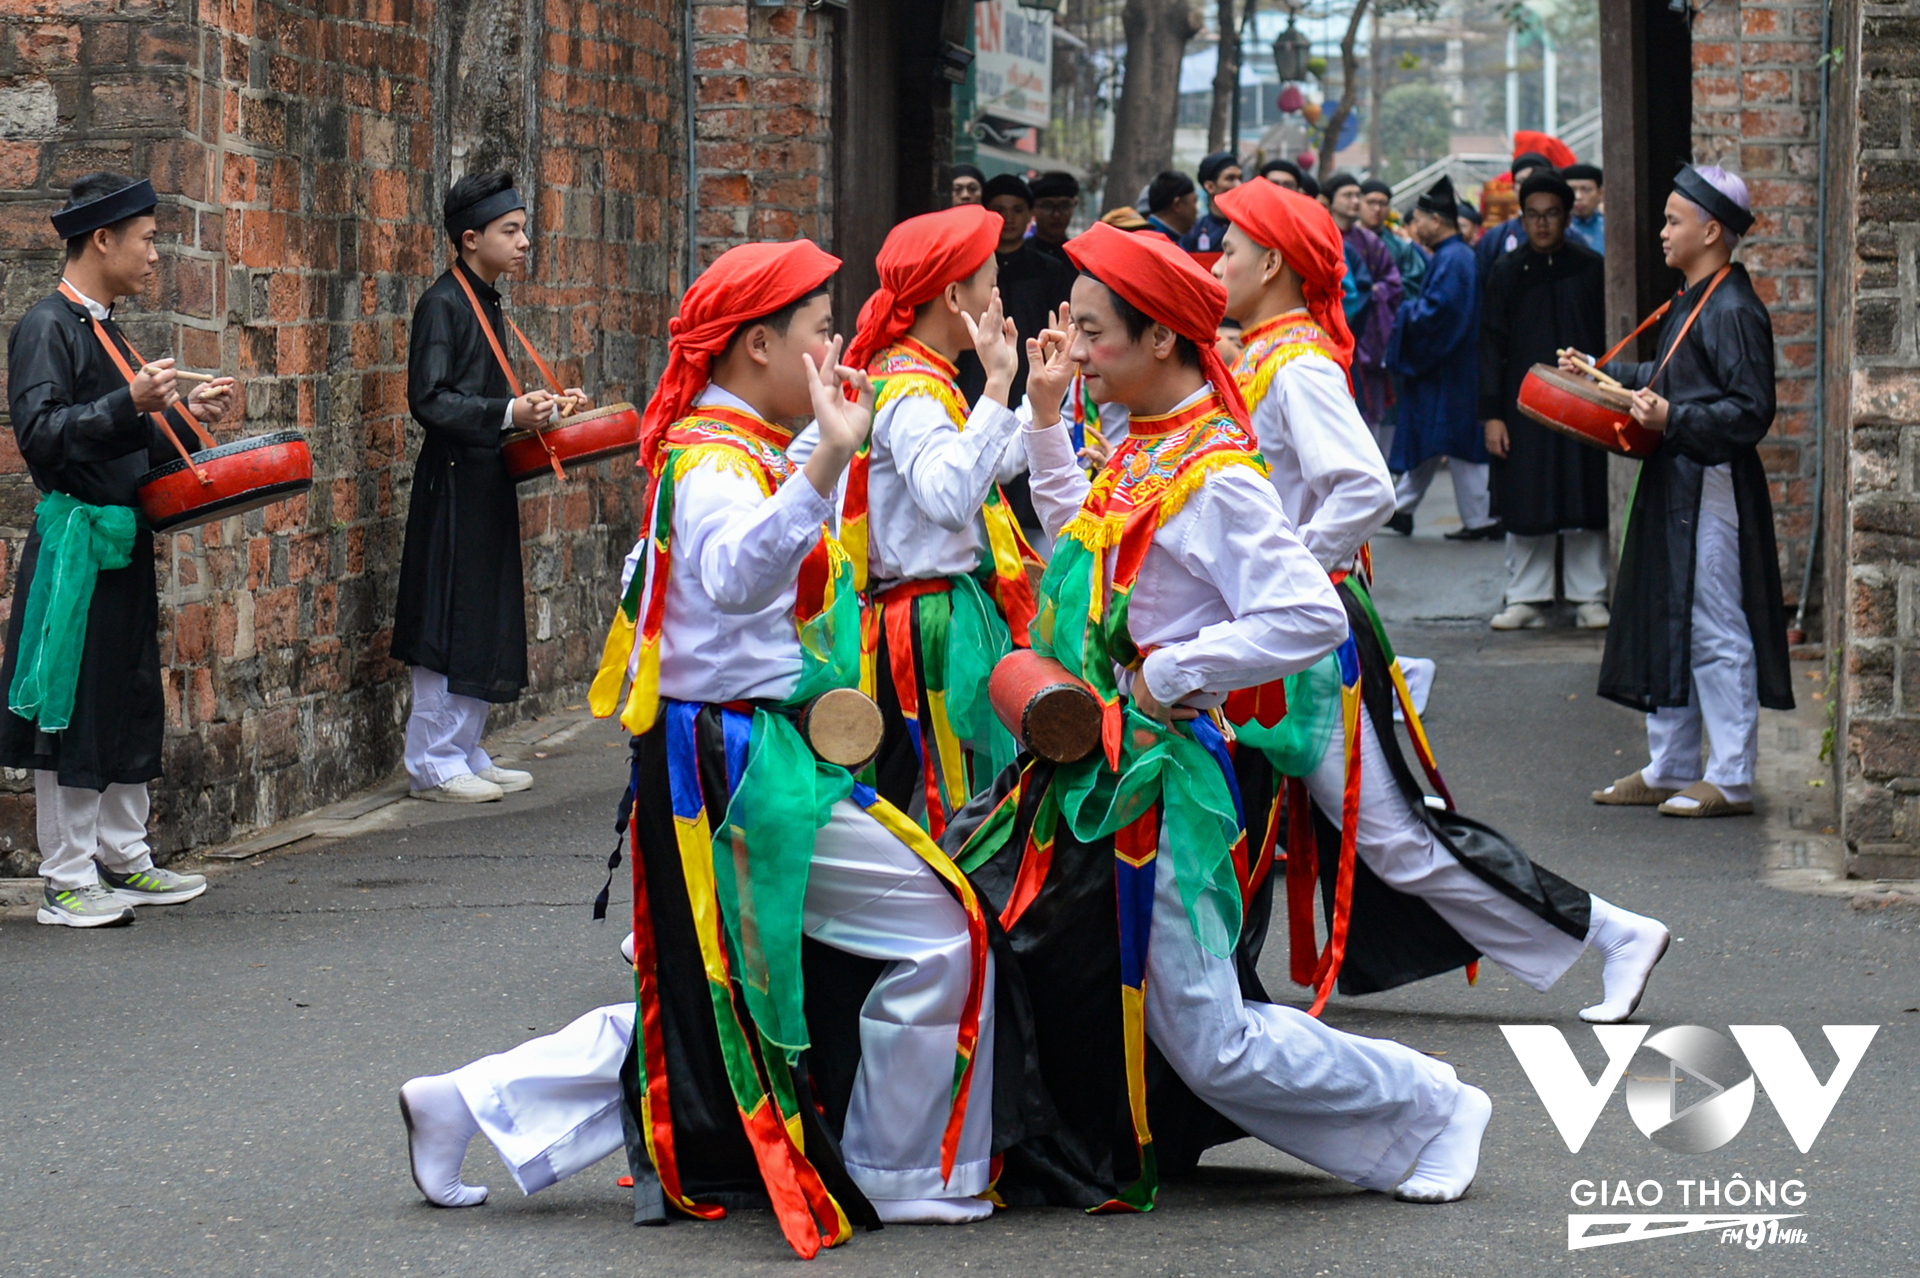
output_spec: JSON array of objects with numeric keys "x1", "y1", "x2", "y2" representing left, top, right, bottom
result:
[{"x1": 399, "y1": 240, "x2": 1004, "y2": 1255}]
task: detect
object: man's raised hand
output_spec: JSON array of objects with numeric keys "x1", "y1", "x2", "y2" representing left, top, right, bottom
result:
[
  {"x1": 802, "y1": 336, "x2": 875, "y2": 499},
  {"x1": 963, "y1": 287, "x2": 1020, "y2": 403}
]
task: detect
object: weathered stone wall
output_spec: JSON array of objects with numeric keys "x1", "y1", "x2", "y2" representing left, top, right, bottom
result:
[
  {"x1": 0, "y1": 0, "x2": 684, "y2": 874},
  {"x1": 1838, "y1": 0, "x2": 1920, "y2": 879},
  {"x1": 1692, "y1": 0, "x2": 1828, "y2": 612}
]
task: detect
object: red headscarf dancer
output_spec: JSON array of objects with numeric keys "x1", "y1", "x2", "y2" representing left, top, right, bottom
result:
[{"x1": 1212, "y1": 178, "x2": 1356, "y2": 372}]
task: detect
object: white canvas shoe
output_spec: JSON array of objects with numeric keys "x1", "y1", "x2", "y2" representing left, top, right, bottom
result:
[
  {"x1": 476, "y1": 765, "x2": 533, "y2": 793},
  {"x1": 410, "y1": 773, "x2": 505, "y2": 803},
  {"x1": 1490, "y1": 602, "x2": 1547, "y2": 630},
  {"x1": 1575, "y1": 601, "x2": 1611, "y2": 629}
]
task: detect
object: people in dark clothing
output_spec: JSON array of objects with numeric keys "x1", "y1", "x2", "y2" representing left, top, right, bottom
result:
[
  {"x1": 1477, "y1": 142, "x2": 1564, "y2": 277},
  {"x1": 4, "y1": 172, "x2": 239, "y2": 926},
  {"x1": 1564, "y1": 163, "x2": 1606, "y2": 253},
  {"x1": 393, "y1": 170, "x2": 588, "y2": 804},
  {"x1": 1385, "y1": 175, "x2": 1496, "y2": 539},
  {"x1": 1144, "y1": 170, "x2": 1198, "y2": 242},
  {"x1": 1028, "y1": 170, "x2": 1079, "y2": 262},
  {"x1": 1361, "y1": 177, "x2": 1428, "y2": 301},
  {"x1": 1480, "y1": 170, "x2": 1611, "y2": 632},
  {"x1": 1456, "y1": 200, "x2": 1484, "y2": 246},
  {"x1": 1326, "y1": 172, "x2": 1404, "y2": 452},
  {"x1": 951, "y1": 163, "x2": 985, "y2": 206},
  {"x1": 1181, "y1": 150, "x2": 1242, "y2": 254},
  {"x1": 1586, "y1": 165, "x2": 1792, "y2": 818}
]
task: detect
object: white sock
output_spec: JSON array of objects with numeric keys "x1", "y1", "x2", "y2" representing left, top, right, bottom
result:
[
  {"x1": 620, "y1": 931, "x2": 636, "y2": 965},
  {"x1": 870, "y1": 1196, "x2": 994, "y2": 1225},
  {"x1": 1395, "y1": 1085, "x2": 1491, "y2": 1203},
  {"x1": 1579, "y1": 895, "x2": 1671, "y2": 1024},
  {"x1": 400, "y1": 1074, "x2": 488, "y2": 1207}
]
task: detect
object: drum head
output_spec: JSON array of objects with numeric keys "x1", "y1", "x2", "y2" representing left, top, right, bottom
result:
[
  {"x1": 137, "y1": 430, "x2": 309, "y2": 484},
  {"x1": 1024, "y1": 684, "x2": 1102, "y2": 763},
  {"x1": 556, "y1": 400, "x2": 636, "y2": 428},
  {"x1": 806, "y1": 688, "x2": 885, "y2": 769},
  {"x1": 1526, "y1": 363, "x2": 1634, "y2": 412}
]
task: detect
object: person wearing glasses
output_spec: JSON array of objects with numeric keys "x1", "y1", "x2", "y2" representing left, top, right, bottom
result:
[{"x1": 1479, "y1": 169, "x2": 1611, "y2": 630}]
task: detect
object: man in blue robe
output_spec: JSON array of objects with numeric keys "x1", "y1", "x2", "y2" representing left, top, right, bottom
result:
[{"x1": 1384, "y1": 175, "x2": 1497, "y2": 539}]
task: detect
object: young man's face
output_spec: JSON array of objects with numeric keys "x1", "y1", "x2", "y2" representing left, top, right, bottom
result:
[
  {"x1": 1203, "y1": 166, "x2": 1243, "y2": 199},
  {"x1": 1329, "y1": 184, "x2": 1362, "y2": 225},
  {"x1": 1033, "y1": 195, "x2": 1075, "y2": 242},
  {"x1": 953, "y1": 255, "x2": 999, "y2": 330},
  {"x1": 987, "y1": 194, "x2": 1033, "y2": 254},
  {"x1": 1159, "y1": 190, "x2": 1199, "y2": 233},
  {"x1": 462, "y1": 211, "x2": 530, "y2": 278},
  {"x1": 1660, "y1": 190, "x2": 1720, "y2": 271},
  {"x1": 1067, "y1": 276, "x2": 1168, "y2": 411},
  {"x1": 1214, "y1": 324, "x2": 1244, "y2": 366},
  {"x1": 92, "y1": 215, "x2": 160, "y2": 299},
  {"x1": 951, "y1": 175, "x2": 983, "y2": 205},
  {"x1": 1359, "y1": 191, "x2": 1391, "y2": 231},
  {"x1": 1457, "y1": 216, "x2": 1480, "y2": 244},
  {"x1": 1569, "y1": 178, "x2": 1602, "y2": 219},
  {"x1": 1211, "y1": 222, "x2": 1276, "y2": 324},
  {"x1": 1266, "y1": 170, "x2": 1300, "y2": 191},
  {"x1": 759, "y1": 293, "x2": 836, "y2": 419},
  {"x1": 1521, "y1": 191, "x2": 1569, "y2": 253}
]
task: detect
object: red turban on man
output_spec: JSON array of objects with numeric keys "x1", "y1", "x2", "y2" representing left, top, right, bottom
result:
[
  {"x1": 1512, "y1": 130, "x2": 1577, "y2": 171},
  {"x1": 844, "y1": 205, "x2": 1002, "y2": 373},
  {"x1": 1212, "y1": 179, "x2": 1355, "y2": 372},
  {"x1": 639, "y1": 238, "x2": 841, "y2": 472},
  {"x1": 1063, "y1": 221, "x2": 1251, "y2": 431}
]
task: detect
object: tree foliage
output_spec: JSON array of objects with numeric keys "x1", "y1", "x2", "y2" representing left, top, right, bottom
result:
[{"x1": 1375, "y1": 81, "x2": 1453, "y2": 183}]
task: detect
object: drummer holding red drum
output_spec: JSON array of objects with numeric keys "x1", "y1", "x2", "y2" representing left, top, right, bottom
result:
[
  {"x1": 3, "y1": 173, "x2": 235, "y2": 927},
  {"x1": 392, "y1": 170, "x2": 591, "y2": 805}
]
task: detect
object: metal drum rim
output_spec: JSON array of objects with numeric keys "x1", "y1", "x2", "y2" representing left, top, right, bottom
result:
[
  {"x1": 1523, "y1": 363, "x2": 1635, "y2": 413},
  {"x1": 501, "y1": 400, "x2": 639, "y2": 443},
  {"x1": 137, "y1": 430, "x2": 310, "y2": 483}
]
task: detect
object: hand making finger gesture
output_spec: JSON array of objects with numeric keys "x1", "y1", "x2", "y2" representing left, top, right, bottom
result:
[
  {"x1": 801, "y1": 336, "x2": 876, "y2": 499},
  {"x1": 963, "y1": 287, "x2": 1020, "y2": 406}
]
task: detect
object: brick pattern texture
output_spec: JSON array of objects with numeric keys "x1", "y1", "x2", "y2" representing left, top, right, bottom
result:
[
  {"x1": 688, "y1": 0, "x2": 833, "y2": 266},
  {"x1": 0, "y1": 0, "x2": 685, "y2": 873},
  {"x1": 1691, "y1": 0, "x2": 1827, "y2": 612},
  {"x1": 1840, "y1": 0, "x2": 1920, "y2": 877}
]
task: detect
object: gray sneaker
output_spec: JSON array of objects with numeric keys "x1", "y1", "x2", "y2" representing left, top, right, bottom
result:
[
  {"x1": 97, "y1": 863, "x2": 209, "y2": 906},
  {"x1": 37, "y1": 882, "x2": 135, "y2": 928}
]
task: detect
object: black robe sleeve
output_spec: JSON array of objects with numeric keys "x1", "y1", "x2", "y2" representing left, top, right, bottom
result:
[
  {"x1": 406, "y1": 292, "x2": 514, "y2": 449},
  {"x1": 1660, "y1": 300, "x2": 1776, "y2": 466},
  {"x1": 7, "y1": 305, "x2": 151, "y2": 469}
]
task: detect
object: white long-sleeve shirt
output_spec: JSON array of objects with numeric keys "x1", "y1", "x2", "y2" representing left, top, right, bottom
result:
[
  {"x1": 620, "y1": 385, "x2": 835, "y2": 704},
  {"x1": 1247, "y1": 339, "x2": 1395, "y2": 571},
  {"x1": 792, "y1": 382, "x2": 1027, "y2": 584},
  {"x1": 1023, "y1": 385, "x2": 1349, "y2": 709}
]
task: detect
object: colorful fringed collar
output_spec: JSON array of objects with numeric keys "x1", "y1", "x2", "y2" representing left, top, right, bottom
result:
[
  {"x1": 1234, "y1": 310, "x2": 1343, "y2": 413},
  {"x1": 1060, "y1": 390, "x2": 1266, "y2": 552},
  {"x1": 665, "y1": 404, "x2": 799, "y2": 492}
]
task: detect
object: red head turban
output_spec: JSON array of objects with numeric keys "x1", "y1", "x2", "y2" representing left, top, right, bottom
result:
[
  {"x1": 844, "y1": 205, "x2": 1003, "y2": 373},
  {"x1": 1512, "y1": 130, "x2": 1577, "y2": 171},
  {"x1": 1212, "y1": 180, "x2": 1355, "y2": 372},
  {"x1": 1063, "y1": 220, "x2": 1250, "y2": 430},
  {"x1": 639, "y1": 239, "x2": 841, "y2": 472}
]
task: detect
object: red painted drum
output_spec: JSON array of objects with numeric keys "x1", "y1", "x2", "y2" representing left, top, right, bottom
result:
[
  {"x1": 989, "y1": 649, "x2": 1102, "y2": 764},
  {"x1": 137, "y1": 431, "x2": 314, "y2": 533},
  {"x1": 1516, "y1": 364, "x2": 1660, "y2": 459},
  {"x1": 501, "y1": 401, "x2": 641, "y2": 483}
]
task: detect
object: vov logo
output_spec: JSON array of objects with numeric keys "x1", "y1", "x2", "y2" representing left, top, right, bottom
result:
[{"x1": 1499, "y1": 1024, "x2": 1878, "y2": 1153}]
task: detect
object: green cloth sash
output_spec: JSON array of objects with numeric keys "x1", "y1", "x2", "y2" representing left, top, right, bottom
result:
[
  {"x1": 934, "y1": 572, "x2": 1018, "y2": 783},
  {"x1": 7, "y1": 492, "x2": 136, "y2": 732},
  {"x1": 1234, "y1": 653, "x2": 1340, "y2": 778}
]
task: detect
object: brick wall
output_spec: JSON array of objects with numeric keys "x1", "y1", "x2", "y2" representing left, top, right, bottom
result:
[
  {"x1": 1839, "y1": 0, "x2": 1920, "y2": 879},
  {"x1": 1691, "y1": 0, "x2": 1826, "y2": 613},
  {"x1": 0, "y1": 0, "x2": 684, "y2": 874},
  {"x1": 688, "y1": 0, "x2": 834, "y2": 267}
]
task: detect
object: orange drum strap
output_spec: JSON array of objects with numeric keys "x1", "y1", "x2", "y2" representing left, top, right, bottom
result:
[
  {"x1": 1594, "y1": 264, "x2": 1731, "y2": 378},
  {"x1": 58, "y1": 280, "x2": 214, "y2": 484},
  {"x1": 1648, "y1": 265, "x2": 1732, "y2": 386},
  {"x1": 450, "y1": 267, "x2": 568, "y2": 480}
]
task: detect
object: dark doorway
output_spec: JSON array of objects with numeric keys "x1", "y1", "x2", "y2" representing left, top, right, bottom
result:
[{"x1": 1599, "y1": 0, "x2": 1693, "y2": 354}]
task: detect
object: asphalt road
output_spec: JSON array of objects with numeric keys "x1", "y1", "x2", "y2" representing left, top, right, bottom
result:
[{"x1": 3, "y1": 475, "x2": 1915, "y2": 1277}]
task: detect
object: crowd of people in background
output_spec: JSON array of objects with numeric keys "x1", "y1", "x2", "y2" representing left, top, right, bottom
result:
[{"x1": 955, "y1": 128, "x2": 1612, "y2": 633}]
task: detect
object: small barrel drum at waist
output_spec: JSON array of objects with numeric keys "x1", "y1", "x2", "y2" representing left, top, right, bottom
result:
[
  {"x1": 989, "y1": 649, "x2": 1102, "y2": 764},
  {"x1": 801, "y1": 687, "x2": 885, "y2": 770},
  {"x1": 137, "y1": 431, "x2": 314, "y2": 533},
  {"x1": 502, "y1": 401, "x2": 641, "y2": 484},
  {"x1": 1515, "y1": 364, "x2": 1660, "y2": 459}
]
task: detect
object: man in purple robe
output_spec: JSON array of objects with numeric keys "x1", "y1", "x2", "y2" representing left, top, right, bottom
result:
[{"x1": 1326, "y1": 172, "x2": 1403, "y2": 453}]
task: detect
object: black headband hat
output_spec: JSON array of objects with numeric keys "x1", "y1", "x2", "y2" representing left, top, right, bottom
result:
[
  {"x1": 1561, "y1": 162, "x2": 1603, "y2": 183},
  {"x1": 1672, "y1": 164, "x2": 1754, "y2": 237},
  {"x1": 1518, "y1": 169, "x2": 1575, "y2": 212},
  {"x1": 1456, "y1": 201, "x2": 1484, "y2": 224},
  {"x1": 982, "y1": 173, "x2": 1034, "y2": 206},
  {"x1": 953, "y1": 163, "x2": 986, "y2": 184},
  {"x1": 1359, "y1": 178, "x2": 1393, "y2": 197},
  {"x1": 1322, "y1": 171, "x2": 1362, "y2": 197},
  {"x1": 1416, "y1": 174, "x2": 1458, "y2": 217},
  {"x1": 1198, "y1": 150, "x2": 1239, "y2": 185},
  {"x1": 446, "y1": 186, "x2": 527, "y2": 239},
  {"x1": 1029, "y1": 171, "x2": 1079, "y2": 201},
  {"x1": 51, "y1": 178, "x2": 157, "y2": 241},
  {"x1": 1510, "y1": 151, "x2": 1553, "y2": 175}
]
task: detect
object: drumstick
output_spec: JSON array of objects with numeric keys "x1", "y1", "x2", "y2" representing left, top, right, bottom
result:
[{"x1": 1558, "y1": 349, "x2": 1625, "y2": 390}]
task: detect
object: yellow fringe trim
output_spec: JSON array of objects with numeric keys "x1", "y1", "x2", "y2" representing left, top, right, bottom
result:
[
  {"x1": 1238, "y1": 342, "x2": 1332, "y2": 414},
  {"x1": 875, "y1": 374, "x2": 969, "y2": 430},
  {"x1": 672, "y1": 443, "x2": 777, "y2": 496}
]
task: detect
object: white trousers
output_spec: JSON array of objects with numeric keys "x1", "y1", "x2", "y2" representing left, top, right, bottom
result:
[
  {"x1": 35, "y1": 772, "x2": 153, "y2": 890},
  {"x1": 1643, "y1": 512, "x2": 1758, "y2": 800},
  {"x1": 1142, "y1": 837, "x2": 1461, "y2": 1190},
  {"x1": 1394, "y1": 456, "x2": 1494, "y2": 529},
  {"x1": 1504, "y1": 530, "x2": 1608, "y2": 605},
  {"x1": 404, "y1": 667, "x2": 494, "y2": 789},
  {"x1": 448, "y1": 798, "x2": 995, "y2": 1201},
  {"x1": 1304, "y1": 700, "x2": 1588, "y2": 993}
]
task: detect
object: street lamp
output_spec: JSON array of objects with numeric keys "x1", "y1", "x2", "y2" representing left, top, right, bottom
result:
[{"x1": 1272, "y1": 17, "x2": 1313, "y2": 84}]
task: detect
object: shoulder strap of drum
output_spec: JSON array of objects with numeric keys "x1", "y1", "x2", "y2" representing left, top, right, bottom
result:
[
  {"x1": 450, "y1": 266, "x2": 565, "y2": 397},
  {"x1": 1649, "y1": 264, "x2": 1732, "y2": 385},
  {"x1": 57, "y1": 280, "x2": 214, "y2": 483}
]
